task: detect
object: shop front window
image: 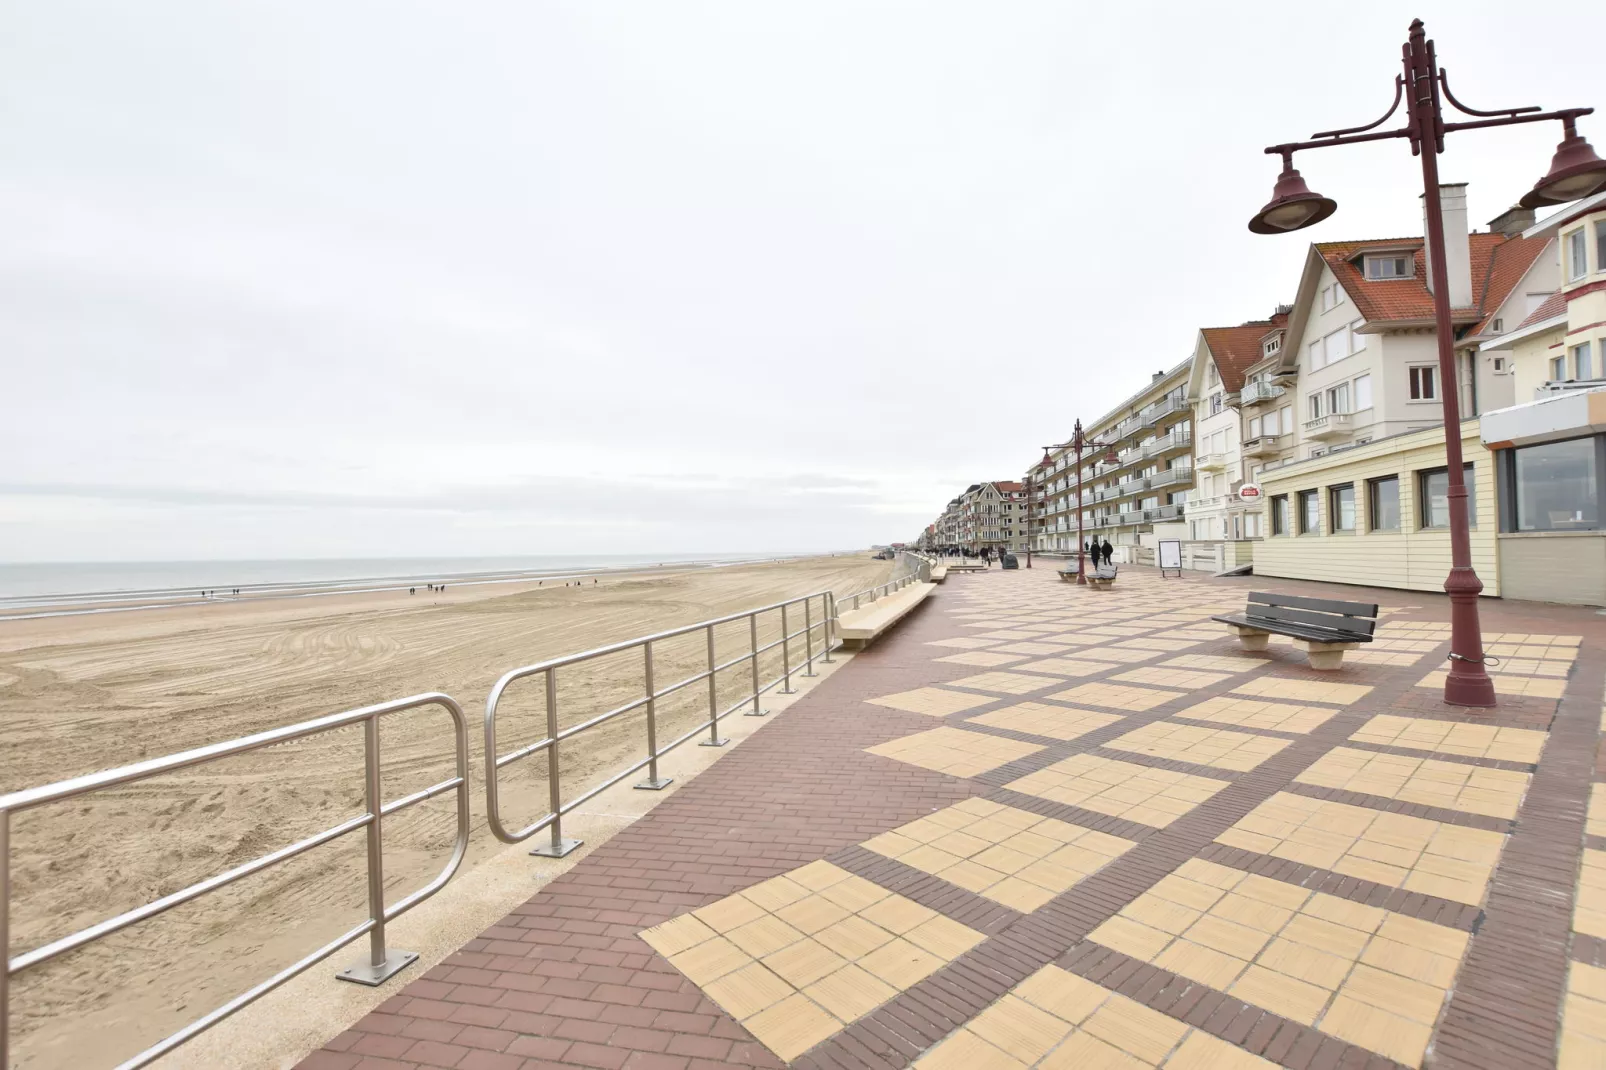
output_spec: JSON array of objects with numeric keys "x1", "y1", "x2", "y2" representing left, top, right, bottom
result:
[{"x1": 1511, "y1": 437, "x2": 1599, "y2": 531}]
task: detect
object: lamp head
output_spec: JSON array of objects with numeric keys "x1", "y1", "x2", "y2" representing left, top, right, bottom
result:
[
  {"x1": 1249, "y1": 154, "x2": 1338, "y2": 234},
  {"x1": 1521, "y1": 123, "x2": 1606, "y2": 208}
]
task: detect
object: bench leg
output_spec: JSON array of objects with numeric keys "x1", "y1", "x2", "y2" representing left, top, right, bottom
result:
[
  {"x1": 1225, "y1": 625, "x2": 1270, "y2": 652},
  {"x1": 1295, "y1": 640, "x2": 1359, "y2": 671}
]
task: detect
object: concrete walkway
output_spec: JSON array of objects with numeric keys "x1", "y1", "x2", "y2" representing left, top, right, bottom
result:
[{"x1": 297, "y1": 565, "x2": 1606, "y2": 1070}]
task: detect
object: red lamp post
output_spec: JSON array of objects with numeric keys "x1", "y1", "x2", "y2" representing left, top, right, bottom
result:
[
  {"x1": 1057, "y1": 422, "x2": 1121, "y2": 584},
  {"x1": 1247, "y1": 18, "x2": 1606, "y2": 709}
]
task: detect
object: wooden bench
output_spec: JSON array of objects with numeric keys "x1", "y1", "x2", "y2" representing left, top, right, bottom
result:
[
  {"x1": 1211, "y1": 591, "x2": 1377, "y2": 670},
  {"x1": 1087, "y1": 565, "x2": 1118, "y2": 590},
  {"x1": 946, "y1": 562, "x2": 987, "y2": 573},
  {"x1": 836, "y1": 582, "x2": 935, "y2": 649}
]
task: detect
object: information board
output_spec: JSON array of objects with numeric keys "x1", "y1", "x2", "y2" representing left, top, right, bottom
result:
[{"x1": 1158, "y1": 539, "x2": 1183, "y2": 576}]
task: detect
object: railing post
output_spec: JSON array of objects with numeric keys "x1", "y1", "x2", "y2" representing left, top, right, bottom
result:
[
  {"x1": 1, "y1": 809, "x2": 9, "y2": 1070},
  {"x1": 703, "y1": 625, "x2": 729, "y2": 744},
  {"x1": 635, "y1": 641, "x2": 672, "y2": 790},
  {"x1": 745, "y1": 613, "x2": 768, "y2": 715},
  {"x1": 802, "y1": 597, "x2": 817, "y2": 677},
  {"x1": 530, "y1": 670, "x2": 582, "y2": 856},
  {"x1": 821, "y1": 594, "x2": 836, "y2": 663},
  {"x1": 779, "y1": 603, "x2": 795, "y2": 694},
  {"x1": 336, "y1": 716, "x2": 419, "y2": 984}
]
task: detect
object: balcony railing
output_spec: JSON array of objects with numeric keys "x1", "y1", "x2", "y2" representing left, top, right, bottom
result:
[
  {"x1": 1116, "y1": 510, "x2": 1146, "y2": 525},
  {"x1": 1143, "y1": 430, "x2": 1193, "y2": 459},
  {"x1": 1303, "y1": 413, "x2": 1354, "y2": 439},
  {"x1": 1242, "y1": 434, "x2": 1288, "y2": 458},
  {"x1": 1145, "y1": 504, "x2": 1185, "y2": 521},
  {"x1": 1240, "y1": 380, "x2": 1285, "y2": 405},
  {"x1": 1195, "y1": 452, "x2": 1226, "y2": 472},
  {"x1": 1147, "y1": 467, "x2": 1195, "y2": 490},
  {"x1": 1536, "y1": 379, "x2": 1606, "y2": 399},
  {"x1": 1138, "y1": 392, "x2": 1186, "y2": 428}
]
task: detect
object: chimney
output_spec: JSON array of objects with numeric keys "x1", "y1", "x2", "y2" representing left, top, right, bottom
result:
[
  {"x1": 1421, "y1": 183, "x2": 1473, "y2": 308},
  {"x1": 1152, "y1": 369, "x2": 1164, "y2": 381},
  {"x1": 1487, "y1": 204, "x2": 1535, "y2": 238}
]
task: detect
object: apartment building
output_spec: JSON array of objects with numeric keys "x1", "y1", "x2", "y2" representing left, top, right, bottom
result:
[
  {"x1": 956, "y1": 480, "x2": 1027, "y2": 553},
  {"x1": 1246, "y1": 187, "x2": 1557, "y2": 594},
  {"x1": 1029, "y1": 361, "x2": 1194, "y2": 560},
  {"x1": 1479, "y1": 190, "x2": 1606, "y2": 603},
  {"x1": 1185, "y1": 309, "x2": 1289, "y2": 552}
]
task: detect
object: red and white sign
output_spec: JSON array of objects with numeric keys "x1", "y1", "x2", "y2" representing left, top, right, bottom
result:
[{"x1": 1237, "y1": 482, "x2": 1263, "y2": 503}]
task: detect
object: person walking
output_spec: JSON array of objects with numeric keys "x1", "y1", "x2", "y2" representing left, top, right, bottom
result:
[{"x1": 1099, "y1": 538, "x2": 1114, "y2": 568}]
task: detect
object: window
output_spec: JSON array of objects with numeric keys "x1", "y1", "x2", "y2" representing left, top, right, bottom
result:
[
  {"x1": 1570, "y1": 228, "x2": 1589, "y2": 281},
  {"x1": 1327, "y1": 382, "x2": 1351, "y2": 415},
  {"x1": 1248, "y1": 416, "x2": 1262, "y2": 437},
  {"x1": 1329, "y1": 484, "x2": 1356, "y2": 533},
  {"x1": 1277, "y1": 406, "x2": 1291, "y2": 435},
  {"x1": 1271, "y1": 495, "x2": 1291, "y2": 535},
  {"x1": 1419, "y1": 464, "x2": 1477, "y2": 528},
  {"x1": 1354, "y1": 373, "x2": 1373, "y2": 411},
  {"x1": 1492, "y1": 318, "x2": 1504, "y2": 333},
  {"x1": 1264, "y1": 337, "x2": 1281, "y2": 356},
  {"x1": 1308, "y1": 392, "x2": 1325, "y2": 420},
  {"x1": 1323, "y1": 326, "x2": 1348, "y2": 366},
  {"x1": 1349, "y1": 319, "x2": 1367, "y2": 354},
  {"x1": 1298, "y1": 490, "x2": 1319, "y2": 534},
  {"x1": 1409, "y1": 366, "x2": 1437, "y2": 400},
  {"x1": 1309, "y1": 339, "x2": 1323, "y2": 370},
  {"x1": 1553, "y1": 355, "x2": 1568, "y2": 381},
  {"x1": 1367, "y1": 255, "x2": 1411, "y2": 279},
  {"x1": 1510, "y1": 437, "x2": 1598, "y2": 531},
  {"x1": 1492, "y1": 357, "x2": 1506, "y2": 373},
  {"x1": 1598, "y1": 221, "x2": 1606, "y2": 275},
  {"x1": 1574, "y1": 341, "x2": 1595, "y2": 381},
  {"x1": 1321, "y1": 284, "x2": 1345, "y2": 312},
  {"x1": 1210, "y1": 393, "x2": 1224, "y2": 415},
  {"x1": 1369, "y1": 476, "x2": 1400, "y2": 530}
]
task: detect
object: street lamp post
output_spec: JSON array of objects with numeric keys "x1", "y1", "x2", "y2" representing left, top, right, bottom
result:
[
  {"x1": 1247, "y1": 18, "x2": 1606, "y2": 709},
  {"x1": 1057, "y1": 422, "x2": 1121, "y2": 584}
]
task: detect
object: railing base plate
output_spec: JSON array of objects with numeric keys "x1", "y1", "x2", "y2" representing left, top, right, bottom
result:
[
  {"x1": 634, "y1": 777, "x2": 674, "y2": 791},
  {"x1": 699, "y1": 737, "x2": 730, "y2": 747},
  {"x1": 743, "y1": 708, "x2": 768, "y2": 717},
  {"x1": 530, "y1": 838, "x2": 583, "y2": 858},
  {"x1": 336, "y1": 950, "x2": 419, "y2": 986}
]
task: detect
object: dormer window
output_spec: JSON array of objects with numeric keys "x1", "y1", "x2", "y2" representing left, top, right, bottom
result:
[
  {"x1": 1366, "y1": 255, "x2": 1412, "y2": 280},
  {"x1": 1263, "y1": 337, "x2": 1281, "y2": 356}
]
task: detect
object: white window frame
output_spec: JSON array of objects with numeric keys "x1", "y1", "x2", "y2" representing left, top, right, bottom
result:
[
  {"x1": 1569, "y1": 228, "x2": 1589, "y2": 281},
  {"x1": 1574, "y1": 341, "x2": 1595, "y2": 381},
  {"x1": 1354, "y1": 373, "x2": 1373, "y2": 411},
  {"x1": 1409, "y1": 365, "x2": 1437, "y2": 401},
  {"x1": 1552, "y1": 354, "x2": 1568, "y2": 381},
  {"x1": 1366, "y1": 255, "x2": 1412, "y2": 280}
]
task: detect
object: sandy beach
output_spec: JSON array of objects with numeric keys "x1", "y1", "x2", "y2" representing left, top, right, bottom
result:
[{"x1": 0, "y1": 552, "x2": 894, "y2": 1068}]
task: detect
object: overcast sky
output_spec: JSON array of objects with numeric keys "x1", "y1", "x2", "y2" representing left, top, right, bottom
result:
[{"x1": 4, "y1": 2, "x2": 1603, "y2": 561}]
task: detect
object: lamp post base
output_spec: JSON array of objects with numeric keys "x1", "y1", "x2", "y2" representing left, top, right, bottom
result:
[{"x1": 1442, "y1": 566, "x2": 1496, "y2": 709}]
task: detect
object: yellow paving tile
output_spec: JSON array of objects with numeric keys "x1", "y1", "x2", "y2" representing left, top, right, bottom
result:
[
  {"x1": 948, "y1": 671, "x2": 1063, "y2": 695},
  {"x1": 1056, "y1": 645, "x2": 1166, "y2": 665},
  {"x1": 1576, "y1": 849, "x2": 1606, "y2": 939},
  {"x1": 1089, "y1": 858, "x2": 1468, "y2": 1066},
  {"x1": 1295, "y1": 747, "x2": 1530, "y2": 819},
  {"x1": 1113, "y1": 637, "x2": 1204, "y2": 652},
  {"x1": 1159, "y1": 654, "x2": 1265, "y2": 673},
  {"x1": 1048, "y1": 682, "x2": 1182, "y2": 712},
  {"x1": 913, "y1": 964, "x2": 1279, "y2": 1069},
  {"x1": 1105, "y1": 722, "x2": 1290, "y2": 772},
  {"x1": 1415, "y1": 670, "x2": 1567, "y2": 699},
  {"x1": 1217, "y1": 793, "x2": 1506, "y2": 905},
  {"x1": 643, "y1": 861, "x2": 986, "y2": 1061},
  {"x1": 865, "y1": 725, "x2": 1045, "y2": 777},
  {"x1": 1010, "y1": 657, "x2": 1124, "y2": 678},
  {"x1": 1563, "y1": 961, "x2": 1606, "y2": 1070},
  {"x1": 1175, "y1": 695, "x2": 1335, "y2": 734},
  {"x1": 1348, "y1": 714, "x2": 1547, "y2": 763},
  {"x1": 1112, "y1": 666, "x2": 1233, "y2": 689},
  {"x1": 1590, "y1": 784, "x2": 1606, "y2": 839},
  {"x1": 994, "y1": 641, "x2": 1082, "y2": 656},
  {"x1": 934, "y1": 650, "x2": 1031, "y2": 667},
  {"x1": 867, "y1": 686, "x2": 998, "y2": 717},
  {"x1": 976, "y1": 629, "x2": 1054, "y2": 640},
  {"x1": 1005, "y1": 753, "x2": 1231, "y2": 828},
  {"x1": 1230, "y1": 677, "x2": 1373, "y2": 704},
  {"x1": 967, "y1": 702, "x2": 1121, "y2": 741},
  {"x1": 863, "y1": 800, "x2": 1135, "y2": 909}
]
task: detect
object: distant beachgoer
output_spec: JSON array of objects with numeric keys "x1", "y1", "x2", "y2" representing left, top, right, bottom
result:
[
  {"x1": 410, "y1": 587, "x2": 416, "y2": 595},
  {"x1": 1100, "y1": 539, "x2": 1114, "y2": 567}
]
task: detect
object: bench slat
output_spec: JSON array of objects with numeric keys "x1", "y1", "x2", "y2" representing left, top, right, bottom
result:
[
  {"x1": 1213, "y1": 613, "x2": 1374, "y2": 645},
  {"x1": 1245, "y1": 604, "x2": 1376, "y2": 637},
  {"x1": 1247, "y1": 591, "x2": 1379, "y2": 619}
]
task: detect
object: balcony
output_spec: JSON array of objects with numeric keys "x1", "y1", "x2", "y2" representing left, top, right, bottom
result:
[
  {"x1": 1145, "y1": 504, "x2": 1185, "y2": 521},
  {"x1": 1240, "y1": 380, "x2": 1285, "y2": 406},
  {"x1": 1242, "y1": 434, "x2": 1288, "y2": 459},
  {"x1": 1535, "y1": 379, "x2": 1606, "y2": 400},
  {"x1": 1303, "y1": 413, "x2": 1354, "y2": 440},
  {"x1": 1138, "y1": 393, "x2": 1186, "y2": 428},
  {"x1": 1147, "y1": 467, "x2": 1195, "y2": 490},
  {"x1": 1143, "y1": 430, "x2": 1193, "y2": 460},
  {"x1": 1116, "y1": 510, "x2": 1146, "y2": 525},
  {"x1": 1187, "y1": 494, "x2": 1225, "y2": 511},
  {"x1": 1195, "y1": 452, "x2": 1226, "y2": 473}
]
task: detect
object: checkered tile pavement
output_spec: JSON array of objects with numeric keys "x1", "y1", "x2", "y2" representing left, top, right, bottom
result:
[{"x1": 297, "y1": 564, "x2": 1606, "y2": 1070}]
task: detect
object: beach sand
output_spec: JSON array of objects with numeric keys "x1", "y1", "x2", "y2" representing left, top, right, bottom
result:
[{"x1": 0, "y1": 552, "x2": 894, "y2": 1068}]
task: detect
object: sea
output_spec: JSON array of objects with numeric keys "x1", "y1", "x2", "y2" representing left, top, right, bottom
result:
[{"x1": 0, "y1": 553, "x2": 785, "y2": 616}]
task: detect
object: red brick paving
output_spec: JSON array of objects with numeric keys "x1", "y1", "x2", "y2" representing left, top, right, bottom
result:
[{"x1": 296, "y1": 566, "x2": 1606, "y2": 1070}]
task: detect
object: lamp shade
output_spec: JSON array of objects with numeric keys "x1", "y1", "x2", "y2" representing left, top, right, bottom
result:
[
  {"x1": 1248, "y1": 162, "x2": 1337, "y2": 234},
  {"x1": 1520, "y1": 130, "x2": 1606, "y2": 208}
]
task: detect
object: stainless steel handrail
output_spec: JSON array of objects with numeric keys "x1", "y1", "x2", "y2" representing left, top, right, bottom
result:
[
  {"x1": 484, "y1": 591, "x2": 836, "y2": 858},
  {"x1": 0, "y1": 692, "x2": 470, "y2": 1070}
]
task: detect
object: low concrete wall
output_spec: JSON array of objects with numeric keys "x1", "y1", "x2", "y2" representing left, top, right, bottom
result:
[{"x1": 1498, "y1": 531, "x2": 1606, "y2": 606}]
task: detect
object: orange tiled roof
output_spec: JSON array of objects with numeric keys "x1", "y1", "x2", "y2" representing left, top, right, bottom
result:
[
  {"x1": 1201, "y1": 311, "x2": 1287, "y2": 394},
  {"x1": 1511, "y1": 291, "x2": 1567, "y2": 333},
  {"x1": 1316, "y1": 233, "x2": 1547, "y2": 328}
]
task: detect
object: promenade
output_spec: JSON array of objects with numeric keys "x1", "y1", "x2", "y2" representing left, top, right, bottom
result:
[{"x1": 297, "y1": 565, "x2": 1606, "y2": 1070}]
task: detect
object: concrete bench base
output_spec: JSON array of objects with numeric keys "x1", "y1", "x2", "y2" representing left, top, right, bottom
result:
[
  {"x1": 1056, "y1": 570, "x2": 1079, "y2": 584},
  {"x1": 1087, "y1": 577, "x2": 1116, "y2": 590},
  {"x1": 1223, "y1": 625, "x2": 1359, "y2": 669},
  {"x1": 946, "y1": 563, "x2": 987, "y2": 573},
  {"x1": 929, "y1": 566, "x2": 948, "y2": 583},
  {"x1": 836, "y1": 583, "x2": 935, "y2": 650}
]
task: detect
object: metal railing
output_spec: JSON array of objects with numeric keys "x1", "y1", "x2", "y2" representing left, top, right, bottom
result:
[
  {"x1": 484, "y1": 590, "x2": 838, "y2": 858},
  {"x1": 0, "y1": 692, "x2": 470, "y2": 1070}
]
